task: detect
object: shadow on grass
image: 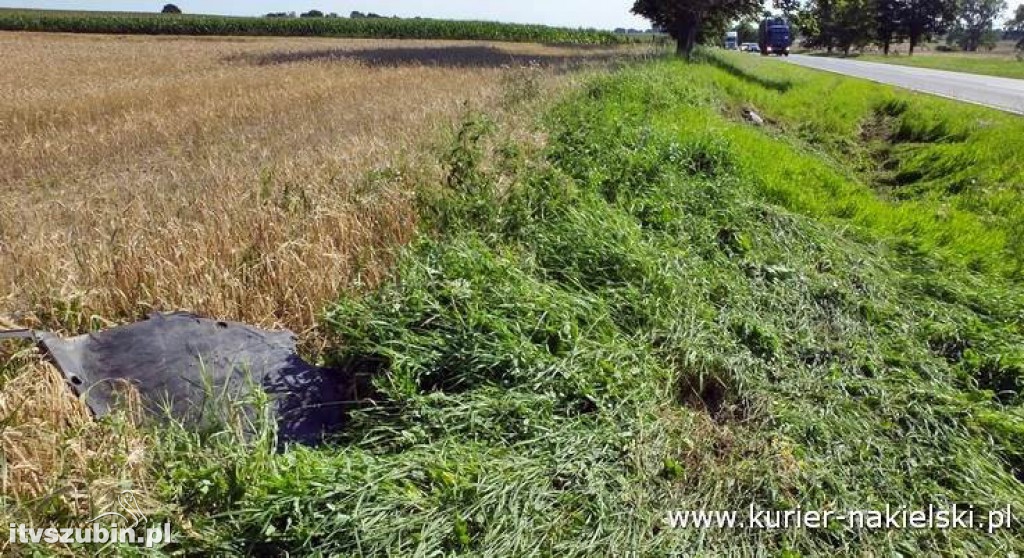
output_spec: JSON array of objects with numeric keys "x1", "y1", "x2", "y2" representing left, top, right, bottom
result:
[
  {"x1": 700, "y1": 51, "x2": 793, "y2": 93},
  {"x1": 226, "y1": 45, "x2": 654, "y2": 70}
]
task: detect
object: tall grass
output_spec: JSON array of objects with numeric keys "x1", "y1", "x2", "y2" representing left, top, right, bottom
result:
[
  {"x1": 45, "y1": 55, "x2": 1021, "y2": 555},
  {"x1": 309, "y1": 59, "x2": 1024, "y2": 554}
]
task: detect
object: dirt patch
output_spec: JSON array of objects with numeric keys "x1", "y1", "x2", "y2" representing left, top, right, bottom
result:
[
  {"x1": 676, "y1": 370, "x2": 750, "y2": 424},
  {"x1": 858, "y1": 104, "x2": 904, "y2": 190}
]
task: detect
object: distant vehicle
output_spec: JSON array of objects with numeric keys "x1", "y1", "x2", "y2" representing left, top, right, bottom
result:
[
  {"x1": 740, "y1": 43, "x2": 760, "y2": 53},
  {"x1": 725, "y1": 31, "x2": 739, "y2": 50},
  {"x1": 758, "y1": 17, "x2": 791, "y2": 56}
]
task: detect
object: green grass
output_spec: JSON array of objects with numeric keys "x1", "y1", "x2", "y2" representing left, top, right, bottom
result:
[
  {"x1": 837, "y1": 52, "x2": 1024, "y2": 80},
  {"x1": 0, "y1": 8, "x2": 630, "y2": 44},
  {"x1": 12, "y1": 51, "x2": 1024, "y2": 555},
  {"x1": 703, "y1": 50, "x2": 1024, "y2": 277}
]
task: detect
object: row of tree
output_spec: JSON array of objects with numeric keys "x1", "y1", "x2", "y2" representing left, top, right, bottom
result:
[
  {"x1": 632, "y1": 0, "x2": 1022, "y2": 57},
  {"x1": 797, "y1": 0, "x2": 1009, "y2": 55},
  {"x1": 1006, "y1": 4, "x2": 1024, "y2": 48},
  {"x1": 263, "y1": 10, "x2": 389, "y2": 19}
]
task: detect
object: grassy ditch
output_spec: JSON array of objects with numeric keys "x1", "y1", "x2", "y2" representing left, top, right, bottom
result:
[
  {"x1": 8, "y1": 53, "x2": 1024, "y2": 555},
  {"x1": 702, "y1": 50, "x2": 1024, "y2": 278}
]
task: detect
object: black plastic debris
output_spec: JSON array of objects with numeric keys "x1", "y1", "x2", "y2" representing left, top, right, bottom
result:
[{"x1": 7, "y1": 312, "x2": 362, "y2": 445}]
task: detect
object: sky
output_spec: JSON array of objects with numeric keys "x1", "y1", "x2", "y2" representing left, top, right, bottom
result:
[{"x1": 4, "y1": 0, "x2": 656, "y2": 29}]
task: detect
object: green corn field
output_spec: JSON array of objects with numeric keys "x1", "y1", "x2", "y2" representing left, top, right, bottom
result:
[{"x1": 0, "y1": 9, "x2": 639, "y2": 44}]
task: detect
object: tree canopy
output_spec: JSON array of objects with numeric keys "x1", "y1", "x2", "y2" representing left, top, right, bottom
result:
[
  {"x1": 632, "y1": 0, "x2": 762, "y2": 57},
  {"x1": 874, "y1": 0, "x2": 905, "y2": 54},
  {"x1": 947, "y1": 0, "x2": 1005, "y2": 51},
  {"x1": 796, "y1": 0, "x2": 960, "y2": 55},
  {"x1": 1007, "y1": 5, "x2": 1024, "y2": 49},
  {"x1": 798, "y1": 0, "x2": 875, "y2": 54}
]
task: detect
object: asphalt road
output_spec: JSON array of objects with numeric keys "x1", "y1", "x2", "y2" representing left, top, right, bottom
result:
[{"x1": 784, "y1": 54, "x2": 1024, "y2": 115}]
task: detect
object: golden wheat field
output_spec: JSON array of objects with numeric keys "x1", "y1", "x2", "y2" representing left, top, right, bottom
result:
[
  {"x1": 0, "y1": 32, "x2": 642, "y2": 336},
  {"x1": 0, "y1": 31, "x2": 646, "y2": 525}
]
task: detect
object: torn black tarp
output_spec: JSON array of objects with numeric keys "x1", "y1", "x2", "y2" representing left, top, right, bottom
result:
[{"x1": 15, "y1": 312, "x2": 365, "y2": 445}]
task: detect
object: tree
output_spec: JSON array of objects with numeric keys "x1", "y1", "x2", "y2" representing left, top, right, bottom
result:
[
  {"x1": 799, "y1": 0, "x2": 877, "y2": 55},
  {"x1": 632, "y1": 0, "x2": 762, "y2": 57},
  {"x1": 300, "y1": 9, "x2": 325, "y2": 18},
  {"x1": 947, "y1": 26, "x2": 1000, "y2": 50},
  {"x1": 736, "y1": 17, "x2": 759, "y2": 42},
  {"x1": 951, "y1": 0, "x2": 1006, "y2": 51},
  {"x1": 799, "y1": 0, "x2": 954, "y2": 55},
  {"x1": 161, "y1": 3, "x2": 181, "y2": 13},
  {"x1": 981, "y1": 28, "x2": 1000, "y2": 50},
  {"x1": 774, "y1": 0, "x2": 803, "y2": 18},
  {"x1": 832, "y1": 0, "x2": 876, "y2": 54},
  {"x1": 901, "y1": 0, "x2": 957, "y2": 55},
  {"x1": 1009, "y1": 5, "x2": 1024, "y2": 49},
  {"x1": 350, "y1": 11, "x2": 365, "y2": 18},
  {"x1": 700, "y1": 13, "x2": 733, "y2": 47},
  {"x1": 797, "y1": 0, "x2": 837, "y2": 52},
  {"x1": 875, "y1": 0, "x2": 904, "y2": 54}
]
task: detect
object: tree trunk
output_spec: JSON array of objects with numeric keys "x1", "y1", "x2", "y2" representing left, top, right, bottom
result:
[
  {"x1": 909, "y1": 31, "x2": 918, "y2": 56},
  {"x1": 966, "y1": 34, "x2": 978, "y2": 52},
  {"x1": 674, "y1": 14, "x2": 701, "y2": 59},
  {"x1": 883, "y1": 36, "x2": 891, "y2": 55}
]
